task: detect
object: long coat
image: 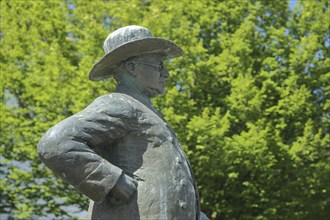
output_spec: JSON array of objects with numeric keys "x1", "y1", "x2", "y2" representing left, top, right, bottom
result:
[{"x1": 37, "y1": 85, "x2": 201, "y2": 220}]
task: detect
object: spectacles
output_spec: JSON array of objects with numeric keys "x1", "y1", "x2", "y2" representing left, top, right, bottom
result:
[{"x1": 133, "y1": 61, "x2": 164, "y2": 72}]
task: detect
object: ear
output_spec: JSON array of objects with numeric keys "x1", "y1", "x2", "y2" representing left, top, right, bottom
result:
[{"x1": 125, "y1": 61, "x2": 137, "y2": 76}]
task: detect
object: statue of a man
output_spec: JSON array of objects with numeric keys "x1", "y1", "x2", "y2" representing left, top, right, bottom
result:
[{"x1": 38, "y1": 25, "x2": 209, "y2": 220}]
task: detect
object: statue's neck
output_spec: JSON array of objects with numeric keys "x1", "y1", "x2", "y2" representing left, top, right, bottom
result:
[
  {"x1": 115, "y1": 82, "x2": 164, "y2": 120},
  {"x1": 115, "y1": 82, "x2": 152, "y2": 106}
]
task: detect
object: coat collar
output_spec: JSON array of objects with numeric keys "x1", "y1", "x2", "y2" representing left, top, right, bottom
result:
[{"x1": 114, "y1": 83, "x2": 165, "y2": 120}]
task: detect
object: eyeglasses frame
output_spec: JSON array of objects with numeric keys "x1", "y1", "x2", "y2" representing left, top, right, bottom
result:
[{"x1": 132, "y1": 61, "x2": 164, "y2": 72}]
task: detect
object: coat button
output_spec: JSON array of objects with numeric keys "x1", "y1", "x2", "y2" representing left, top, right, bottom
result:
[
  {"x1": 175, "y1": 157, "x2": 182, "y2": 165},
  {"x1": 180, "y1": 179, "x2": 187, "y2": 186},
  {"x1": 179, "y1": 201, "x2": 187, "y2": 209}
]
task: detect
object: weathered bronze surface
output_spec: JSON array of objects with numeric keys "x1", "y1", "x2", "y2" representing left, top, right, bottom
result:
[{"x1": 38, "y1": 25, "x2": 209, "y2": 220}]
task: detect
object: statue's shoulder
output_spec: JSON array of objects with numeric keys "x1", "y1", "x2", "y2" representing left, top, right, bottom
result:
[{"x1": 84, "y1": 93, "x2": 137, "y2": 119}]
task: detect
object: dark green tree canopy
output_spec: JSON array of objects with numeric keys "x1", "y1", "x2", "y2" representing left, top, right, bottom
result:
[{"x1": 1, "y1": 0, "x2": 329, "y2": 219}]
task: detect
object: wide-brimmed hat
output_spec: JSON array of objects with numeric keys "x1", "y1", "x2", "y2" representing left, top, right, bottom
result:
[{"x1": 88, "y1": 25, "x2": 183, "y2": 81}]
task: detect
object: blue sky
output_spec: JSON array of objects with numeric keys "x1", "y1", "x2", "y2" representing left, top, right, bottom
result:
[{"x1": 289, "y1": 0, "x2": 298, "y2": 11}]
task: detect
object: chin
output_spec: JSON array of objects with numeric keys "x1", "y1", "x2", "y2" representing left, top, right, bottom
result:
[
  {"x1": 143, "y1": 88, "x2": 163, "y2": 98},
  {"x1": 157, "y1": 88, "x2": 166, "y2": 95},
  {"x1": 151, "y1": 90, "x2": 165, "y2": 98}
]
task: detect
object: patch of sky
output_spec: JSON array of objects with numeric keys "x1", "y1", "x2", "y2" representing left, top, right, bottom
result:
[
  {"x1": 66, "y1": 0, "x2": 76, "y2": 10},
  {"x1": 255, "y1": 25, "x2": 267, "y2": 38},
  {"x1": 289, "y1": 0, "x2": 298, "y2": 11},
  {"x1": 313, "y1": 88, "x2": 325, "y2": 103},
  {"x1": 314, "y1": 50, "x2": 324, "y2": 60},
  {"x1": 62, "y1": 205, "x2": 88, "y2": 219},
  {"x1": 103, "y1": 17, "x2": 114, "y2": 30},
  {"x1": 3, "y1": 90, "x2": 19, "y2": 109}
]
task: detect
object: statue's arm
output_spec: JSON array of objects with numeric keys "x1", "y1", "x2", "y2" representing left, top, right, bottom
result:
[{"x1": 37, "y1": 95, "x2": 135, "y2": 203}]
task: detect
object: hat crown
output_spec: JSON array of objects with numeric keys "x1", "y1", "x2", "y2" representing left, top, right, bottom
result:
[
  {"x1": 89, "y1": 25, "x2": 183, "y2": 81},
  {"x1": 103, "y1": 25, "x2": 153, "y2": 54}
]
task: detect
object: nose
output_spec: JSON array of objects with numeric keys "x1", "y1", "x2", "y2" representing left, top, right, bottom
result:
[{"x1": 161, "y1": 67, "x2": 170, "y2": 78}]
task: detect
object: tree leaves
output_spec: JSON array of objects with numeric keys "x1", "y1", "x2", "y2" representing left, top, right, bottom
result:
[{"x1": 1, "y1": 0, "x2": 329, "y2": 219}]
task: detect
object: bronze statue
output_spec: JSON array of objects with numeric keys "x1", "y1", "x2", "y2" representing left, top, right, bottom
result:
[{"x1": 38, "y1": 25, "x2": 209, "y2": 220}]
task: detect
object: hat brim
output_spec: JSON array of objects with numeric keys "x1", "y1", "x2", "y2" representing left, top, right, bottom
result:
[{"x1": 88, "y1": 38, "x2": 183, "y2": 81}]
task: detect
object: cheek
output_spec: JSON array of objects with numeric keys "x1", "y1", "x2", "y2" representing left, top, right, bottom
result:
[{"x1": 143, "y1": 72, "x2": 160, "y2": 84}]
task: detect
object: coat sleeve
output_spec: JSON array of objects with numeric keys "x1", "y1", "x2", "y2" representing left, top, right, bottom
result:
[{"x1": 37, "y1": 94, "x2": 135, "y2": 203}]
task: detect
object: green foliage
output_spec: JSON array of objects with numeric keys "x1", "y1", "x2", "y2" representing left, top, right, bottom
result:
[{"x1": 1, "y1": 0, "x2": 329, "y2": 219}]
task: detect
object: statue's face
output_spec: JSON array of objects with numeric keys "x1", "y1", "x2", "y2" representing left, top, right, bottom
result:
[{"x1": 132, "y1": 54, "x2": 169, "y2": 97}]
